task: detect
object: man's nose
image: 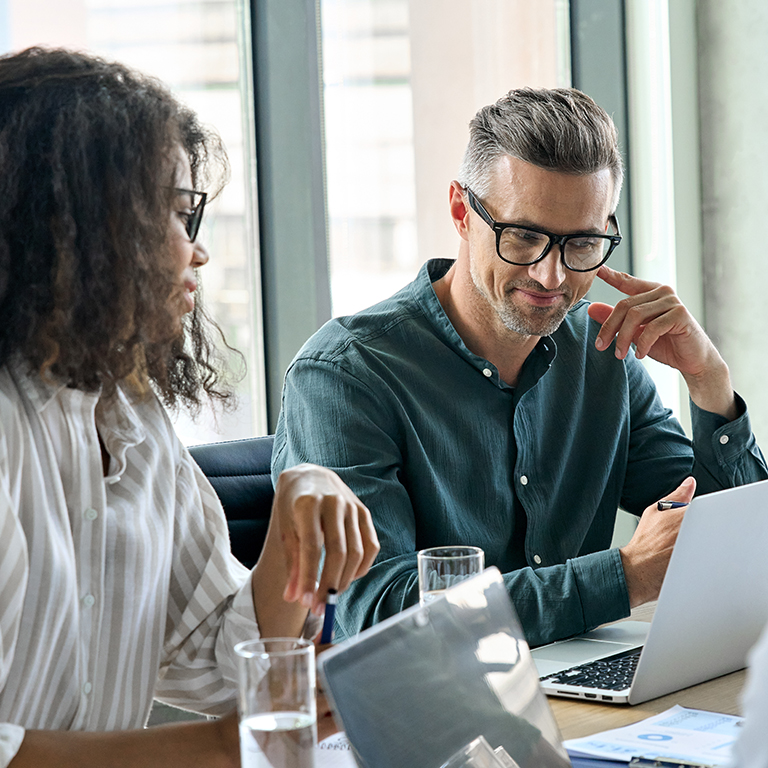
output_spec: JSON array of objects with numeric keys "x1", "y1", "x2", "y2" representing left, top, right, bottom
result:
[{"x1": 527, "y1": 244, "x2": 566, "y2": 289}]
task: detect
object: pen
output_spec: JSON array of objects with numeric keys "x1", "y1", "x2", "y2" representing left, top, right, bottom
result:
[
  {"x1": 656, "y1": 500, "x2": 689, "y2": 511},
  {"x1": 320, "y1": 588, "x2": 338, "y2": 644}
]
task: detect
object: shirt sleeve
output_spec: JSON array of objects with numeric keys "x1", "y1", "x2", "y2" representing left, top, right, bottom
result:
[
  {"x1": 497, "y1": 550, "x2": 631, "y2": 648},
  {"x1": 689, "y1": 393, "x2": 767, "y2": 491},
  {"x1": 272, "y1": 356, "x2": 424, "y2": 639},
  {"x1": 0, "y1": 724, "x2": 24, "y2": 768},
  {"x1": 620, "y1": 357, "x2": 767, "y2": 515},
  {"x1": 0, "y1": 413, "x2": 30, "y2": 767},
  {"x1": 154, "y1": 452, "x2": 261, "y2": 715}
]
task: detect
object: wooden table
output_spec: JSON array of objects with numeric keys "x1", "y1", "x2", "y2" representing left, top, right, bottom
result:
[{"x1": 548, "y1": 603, "x2": 747, "y2": 740}]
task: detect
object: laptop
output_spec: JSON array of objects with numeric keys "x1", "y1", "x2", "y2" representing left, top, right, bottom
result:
[
  {"x1": 318, "y1": 567, "x2": 571, "y2": 768},
  {"x1": 532, "y1": 479, "x2": 768, "y2": 705}
]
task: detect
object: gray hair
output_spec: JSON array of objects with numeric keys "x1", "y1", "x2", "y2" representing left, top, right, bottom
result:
[{"x1": 457, "y1": 87, "x2": 624, "y2": 212}]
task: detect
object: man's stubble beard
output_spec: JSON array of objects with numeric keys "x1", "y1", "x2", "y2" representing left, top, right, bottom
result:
[{"x1": 469, "y1": 261, "x2": 573, "y2": 338}]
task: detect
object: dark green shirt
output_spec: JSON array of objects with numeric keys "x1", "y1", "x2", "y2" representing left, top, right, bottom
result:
[{"x1": 272, "y1": 259, "x2": 767, "y2": 646}]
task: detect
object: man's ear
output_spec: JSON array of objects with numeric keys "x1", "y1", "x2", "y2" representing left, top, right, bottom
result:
[{"x1": 448, "y1": 181, "x2": 470, "y2": 241}]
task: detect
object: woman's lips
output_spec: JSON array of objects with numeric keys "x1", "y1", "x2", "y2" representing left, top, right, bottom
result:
[{"x1": 182, "y1": 280, "x2": 197, "y2": 312}]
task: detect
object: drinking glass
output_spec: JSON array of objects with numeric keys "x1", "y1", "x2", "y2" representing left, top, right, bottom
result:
[
  {"x1": 417, "y1": 546, "x2": 485, "y2": 605},
  {"x1": 235, "y1": 637, "x2": 316, "y2": 768}
]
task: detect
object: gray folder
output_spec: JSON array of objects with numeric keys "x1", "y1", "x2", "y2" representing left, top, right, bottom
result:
[{"x1": 318, "y1": 568, "x2": 570, "y2": 768}]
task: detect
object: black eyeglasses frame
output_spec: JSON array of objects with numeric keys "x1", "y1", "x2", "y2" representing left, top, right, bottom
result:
[
  {"x1": 464, "y1": 186, "x2": 621, "y2": 273},
  {"x1": 175, "y1": 187, "x2": 208, "y2": 243}
]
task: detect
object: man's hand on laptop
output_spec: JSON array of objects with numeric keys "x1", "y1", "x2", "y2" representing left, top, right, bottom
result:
[
  {"x1": 588, "y1": 266, "x2": 738, "y2": 421},
  {"x1": 619, "y1": 476, "x2": 696, "y2": 608}
]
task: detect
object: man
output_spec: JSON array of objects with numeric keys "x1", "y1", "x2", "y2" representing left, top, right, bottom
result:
[{"x1": 272, "y1": 87, "x2": 767, "y2": 647}]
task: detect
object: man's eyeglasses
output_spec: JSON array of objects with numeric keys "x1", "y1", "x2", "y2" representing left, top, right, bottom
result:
[
  {"x1": 465, "y1": 186, "x2": 621, "y2": 272},
  {"x1": 175, "y1": 188, "x2": 207, "y2": 243}
]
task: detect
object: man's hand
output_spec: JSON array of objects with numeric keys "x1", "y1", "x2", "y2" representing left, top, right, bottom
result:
[
  {"x1": 274, "y1": 465, "x2": 380, "y2": 615},
  {"x1": 588, "y1": 265, "x2": 738, "y2": 420},
  {"x1": 619, "y1": 476, "x2": 696, "y2": 608}
]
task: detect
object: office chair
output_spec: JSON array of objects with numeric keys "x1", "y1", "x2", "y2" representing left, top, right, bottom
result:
[{"x1": 189, "y1": 435, "x2": 275, "y2": 569}]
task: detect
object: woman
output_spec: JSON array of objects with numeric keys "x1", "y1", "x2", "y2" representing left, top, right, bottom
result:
[{"x1": 0, "y1": 46, "x2": 378, "y2": 767}]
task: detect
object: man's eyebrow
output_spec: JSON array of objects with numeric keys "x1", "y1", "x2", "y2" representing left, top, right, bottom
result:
[{"x1": 506, "y1": 218, "x2": 607, "y2": 235}]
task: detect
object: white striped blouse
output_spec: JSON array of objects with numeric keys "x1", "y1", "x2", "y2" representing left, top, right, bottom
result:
[{"x1": 0, "y1": 361, "x2": 262, "y2": 766}]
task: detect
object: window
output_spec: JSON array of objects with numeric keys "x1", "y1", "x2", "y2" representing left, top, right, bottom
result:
[
  {"x1": 321, "y1": 0, "x2": 571, "y2": 317},
  {"x1": 1, "y1": 0, "x2": 266, "y2": 443}
]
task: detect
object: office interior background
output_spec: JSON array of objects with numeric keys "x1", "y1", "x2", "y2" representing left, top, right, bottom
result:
[{"x1": 0, "y1": 0, "x2": 763, "y2": 457}]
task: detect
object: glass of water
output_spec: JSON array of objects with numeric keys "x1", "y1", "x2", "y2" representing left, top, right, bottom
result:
[
  {"x1": 417, "y1": 546, "x2": 485, "y2": 605},
  {"x1": 235, "y1": 637, "x2": 316, "y2": 768}
]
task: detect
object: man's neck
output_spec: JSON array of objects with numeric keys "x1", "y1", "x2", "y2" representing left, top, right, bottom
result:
[{"x1": 432, "y1": 264, "x2": 540, "y2": 388}]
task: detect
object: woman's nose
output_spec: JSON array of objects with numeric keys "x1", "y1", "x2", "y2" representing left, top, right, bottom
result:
[{"x1": 192, "y1": 240, "x2": 210, "y2": 268}]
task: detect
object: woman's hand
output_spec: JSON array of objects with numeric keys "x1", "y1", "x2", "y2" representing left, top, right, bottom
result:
[{"x1": 274, "y1": 464, "x2": 379, "y2": 615}]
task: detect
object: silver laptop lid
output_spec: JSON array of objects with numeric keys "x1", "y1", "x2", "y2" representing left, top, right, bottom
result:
[
  {"x1": 628, "y1": 478, "x2": 768, "y2": 704},
  {"x1": 535, "y1": 478, "x2": 768, "y2": 705}
]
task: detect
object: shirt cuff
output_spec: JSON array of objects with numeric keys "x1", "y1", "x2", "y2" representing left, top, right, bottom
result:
[
  {"x1": 214, "y1": 575, "x2": 262, "y2": 690},
  {"x1": 690, "y1": 392, "x2": 756, "y2": 467},
  {"x1": 0, "y1": 724, "x2": 25, "y2": 768},
  {"x1": 570, "y1": 547, "x2": 631, "y2": 631}
]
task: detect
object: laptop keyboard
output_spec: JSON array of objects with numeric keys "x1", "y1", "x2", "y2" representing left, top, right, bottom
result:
[{"x1": 539, "y1": 647, "x2": 641, "y2": 691}]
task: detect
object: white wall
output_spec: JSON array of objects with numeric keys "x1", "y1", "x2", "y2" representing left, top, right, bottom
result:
[{"x1": 697, "y1": 1, "x2": 768, "y2": 447}]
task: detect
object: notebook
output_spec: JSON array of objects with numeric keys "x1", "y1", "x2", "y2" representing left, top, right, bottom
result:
[
  {"x1": 317, "y1": 567, "x2": 571, "y2": 768},
  {"x1": 532, "y1": 478, "x2": 768, "y2": 705}
]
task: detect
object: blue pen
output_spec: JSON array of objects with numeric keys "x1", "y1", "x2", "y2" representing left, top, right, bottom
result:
[
  {"x1": 320, "y1": 589, "x2": 338, "y2": 644},
  {"x1": 657, "y1": 500, "x2": 689, "y2": 510}
]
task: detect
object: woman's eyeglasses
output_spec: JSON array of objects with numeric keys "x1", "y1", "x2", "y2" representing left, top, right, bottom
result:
[{"x1": 175, "y1": 188, "x2": 207, "y2": 243}]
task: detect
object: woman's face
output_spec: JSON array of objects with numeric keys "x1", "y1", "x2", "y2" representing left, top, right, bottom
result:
[{"x1": 169, "y1": 148, "x2": 209, "y2": 316}]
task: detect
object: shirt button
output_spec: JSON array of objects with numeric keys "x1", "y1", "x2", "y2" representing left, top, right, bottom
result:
[
  {"x1": 84, "y1": 508, "x2": 98, "y2": 521},
  {"x1": 82, "y1": 594, "x2": 95, "y2": 608},
  {"x1": 482, "y1": 368, "x2": 492, "y2": 378},
  {"x1": 533, "y1": 554, "x2": 542, "y2": 565},
  {"x1": 520, "y1": 475, "x2": 529, "y2": 486},
  {"x1": 719, "y1": 435, "x2": 730, "y2": 445},
  {"x1": 83, "y1": 682, "x2": 92, "y2": 695}
]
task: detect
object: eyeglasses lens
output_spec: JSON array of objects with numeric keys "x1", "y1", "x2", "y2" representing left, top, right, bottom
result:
[{"x1": 498, "y1": 228, "x2": 614, "y2": 270}]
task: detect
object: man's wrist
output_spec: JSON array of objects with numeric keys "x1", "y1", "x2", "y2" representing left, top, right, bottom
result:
[{"x1": 682, "y1": 359, "x2": 738, "y2": 421}]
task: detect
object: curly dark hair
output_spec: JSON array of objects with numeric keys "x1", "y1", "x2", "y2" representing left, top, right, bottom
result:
[{"x1": 0, "y1": 46, "x2": 237, "y2": 409}]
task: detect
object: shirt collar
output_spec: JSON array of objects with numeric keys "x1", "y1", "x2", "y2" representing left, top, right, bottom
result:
[
  {"x1": 412, "y1": 259, "x2": 557, "y2": 392},
  {"x1": 95, "y1": 385, "x2": 147, "y2": 452},
  {"x1": 10, "y1": 356, "x2": 147, "y2": 468},
  {"x1": 9, "y1": 357, "x2": 68, "y2": 412}
]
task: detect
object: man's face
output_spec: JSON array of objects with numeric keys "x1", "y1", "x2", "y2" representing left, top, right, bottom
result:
[{"x1": 464, "y1": 155, "x2": 615, "y2": 338}]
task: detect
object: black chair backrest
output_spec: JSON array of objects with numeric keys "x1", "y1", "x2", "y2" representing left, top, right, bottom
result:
[{"x1": 189, "y1": 436, "x2": 275, "y2": 569}]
